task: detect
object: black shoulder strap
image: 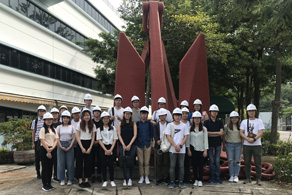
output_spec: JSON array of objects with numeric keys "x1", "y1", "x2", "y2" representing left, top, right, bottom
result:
[
  {"x1": 111, "y1": 107, "x2": 115, "y2": 116},
  {"x1": 247, "y1": 119, "x2": 249, "y2": 132},
  {"x1": 34, "y1": 118, "x2": 38, "y2": 131}
]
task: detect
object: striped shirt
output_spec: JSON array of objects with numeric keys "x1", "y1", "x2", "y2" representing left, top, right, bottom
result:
[{"x1": 31, "y1": 117, "x2": 44, "y2": 141}]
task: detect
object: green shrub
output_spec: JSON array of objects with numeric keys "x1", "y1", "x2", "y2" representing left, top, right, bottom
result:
[
  {"x1": 262, "y1": 140, "x2": 292, "y2": 156},
  {"x1": 0, "y1": 149, "x2": 14, "y2": 164},
  {"x1": 274, "y1": 154, "x2": 292, "y2": 183},
  {"x1": 262, "y1": 130, "x2": 280, "y2": 143}
]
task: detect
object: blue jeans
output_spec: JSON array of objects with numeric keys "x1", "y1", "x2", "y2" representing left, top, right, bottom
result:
[
  {"x1": 208, "y1": 145, "x2": 221, "y2": 179},
  {"x1": 226, "y1": 142, "x2": 241, "y2": 177},
  {"x1": 57, "y1": 140, "x2": 75, "y2": 180},
  {"x1": 119, "y1": 144, "x2": 136, "y2": 180}
]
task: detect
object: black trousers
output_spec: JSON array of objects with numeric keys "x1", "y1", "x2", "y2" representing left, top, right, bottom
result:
[
  {"x1": 34, "y1": 141, "x2": 41, "y2": 173},
  {"x1": 190, "y1": 146, "x2": 204, "y2": 181},
  {"x1": 100, "y1": 144, "x2": 114, "y2": 181},
  {"x1": 40, "y1": 146, "x2": 56, "y2": 187},
  {"x1": 184, "y1": 154, "x2": 191, "y2": 181},
  {"x1": 76, "y1": 140, "x2": 93, "y2": 179},
  {"x1": 53, "y1": 149, "x2": 57, "y2": 178},
  {"x1": 91, "y1": 144, "x2": 102, "y2": 176}
]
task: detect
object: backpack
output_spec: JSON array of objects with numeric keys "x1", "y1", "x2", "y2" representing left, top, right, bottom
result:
[{"x1": 160, "y1": 123, "x2": 175, "y2": 152}]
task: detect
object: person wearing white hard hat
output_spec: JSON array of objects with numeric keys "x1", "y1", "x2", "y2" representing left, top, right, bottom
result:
[
  {"x1": 59, "y1": 105, "x2": 68, "y2": 123},
  {"x1": 108, "y1": 94, "x2": 124, "y2": 131},
  {"x1": 56, "y1": 111, "x2": 75, "y2": 186},
  {"x1": 71, "y1": 107, "x2": 81, "y2": 130},
  {"x1": 91, "y1": 106, "x2": 103, "y2": 183},
  {"x1": 136, "y1": 106, "x2": 153, "y2": 184},
  {"x1": 81, "y1": 93, "x2": 94, "y2": 118},
  {"x1": 50, "y1": 107, "x2": 60, "y2": 182},
  {"x1": 151, "y1": 97, "x2": 173, "y2": 124},
  {"x1": 188, "y1": 99, "x2": 209, "y2": 124},
  {"x1": 186, "y1": 111, "x2": 208, "y2": 187},
  {"x1": 166, "y1": 108, "x2": 189, "y2": 189},
  {"x1": 39, "y1": 112, "x2": 59, "y2": 191},
  {"x1": 131, "y1": 95, "x2": 141, "y2": 123},
  {"x1": 31, "y1": 105, "x2": 46, "y2": 179},
  {"x1": 75, "y1": 109, "x2": 97, "y2": 188},
  {"x1": 240, "y1": 104, "x2": 264, "y2": 186},
  {"x1": 96, "y1": 112, "x2": 118, "y2": 187},
  {"x1": 153, "y1": 108, "x2": 170, "y2": 185},
  {"x1": 204, "y1": 104, "x2": 223, "y2": 184},
  {"x1": 222, "y1": 111, "x2": 242, "y2": 183},
  {"x1": 117, "y1": 106, "x2": 137, "y2": 187}
]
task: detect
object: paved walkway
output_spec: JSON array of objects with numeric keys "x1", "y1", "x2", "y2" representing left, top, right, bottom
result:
[{"x1": 0, "y1": 165, "x2": 291, "y2": 195}]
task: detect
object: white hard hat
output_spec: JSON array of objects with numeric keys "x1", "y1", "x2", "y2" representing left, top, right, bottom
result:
[
  {"x1": 140, "y1": 106, "x2": 149, "y2": 113},
  {"x1": 123, "y1": 106, "x2": 132, "y2": 113},
  {"x1": 158, "y1": 108, "x2": 167, "y2": 116},
  {"x1": 192, "y1": 111, "x2": 202, "y2": 118},
  {"x1": 50, "y1": 107, "x2": 59, "y2": 113},
  {"x1": 230, "y1": 111, "x2": 239, "y2": 117},
  {"x1": 93, "y1": 106, "x2": 101, "y2": 112},
  {"x1": 59, "y1": 105, "x2": 68, "y2": 110},
  {"x1": 193, "y1": 99, "x2": 202, "y2": 105},
  {"x1": 81, "y1": 108, "x2": 91, "y2": 114},
  {"x1": 209, "y1": 104, "x2": 219, "y2": 112},
  {"x1": 43, "y1": 112, "x2": 53, "y2": 120},
  {"x1": 172, "y1": 108, "x2": 182, "y2": 115},
  {"x1": 247, "y1": 104, "x2": 257, "y2": 111},
  {"x1": 114, "y1": 94, "x2": 123, "y2": 100},
  {"x1": 180, "y1": 100, "x2": 189, "y2": 107},
  {"x1": 84, "y1": 93, "x2": 92, "y2": 100},
  {"x1": 181, "y1": 107, "x2": 190, "y2": 113},
  {"x1": 71, "y1": 107, "x2": 80, "y2": 114},
  {"x1": 158, "y1": 97, "x2": 166, "y2": 104},
  {"x1": 37, "y1": 105, "x2": 46, "y2": 111},
  {"x1": 101, "y1": 111, "x2": 110, "y2": 118},
  {"x1": 131, "y1": 95, "x2": 140, "y2": 102},
  {"x1": 62, "y1": 110, "x2": 71, "y2": 117}
]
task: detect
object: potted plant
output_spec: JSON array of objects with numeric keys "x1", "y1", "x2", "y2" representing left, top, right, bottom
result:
[{"x1": 0, "y1": 118, "x2": 34, "y2": 165}]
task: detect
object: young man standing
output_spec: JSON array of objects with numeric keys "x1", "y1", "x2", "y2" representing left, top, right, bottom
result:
[
  {"x1": 151, "y1": 97, "x2": 172, "y2": 124},
  {"x1": 166, "y1": 108, "x2": 189, "y2": 189},
  {"x1": 31, "y1": 105, "x2": 46, "y2": 179},
  {"x1": 136, "y1": 106, "x2": 153, "y2": 184},
  {"x1": 59, "y1": 105, "x2": 68, "y2": 123},
  {"x1": 71, "y1": 107, "x2": 81, "y2": 129},
  {"x1": 81, "y1": 93, "x2": 94, "y2": 117},
  {"x1": 108, "y1": 94, "x2": 124, "y2": 130},
  {"x1": 204, "y1": 104, "x2": 223, "y2": 184},
  {"x1": 131, "y1": 95, "x2": 141, "y2": 123},
  {"x1": 153, "y1": 108, "x2": 169, "y2": 185},
  {"x1": 240, "y1": 104, "x2": 264, "y2": 186}
]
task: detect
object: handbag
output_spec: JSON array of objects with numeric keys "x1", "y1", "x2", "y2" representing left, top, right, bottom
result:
[{"x1": 119, "y1": 150, "x2": 135, "y2": 168}]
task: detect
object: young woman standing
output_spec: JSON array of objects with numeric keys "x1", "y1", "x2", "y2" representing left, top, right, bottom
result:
[
  {"x1": 76, "y1": 108, "x2": 97, "y2": 188},
  {"x1": 186, "y1": 111, "x2": 208, "y2": 187},
  {"x1": 39, "y1": 112, "x2": 59, "y2": 191},
  {"x1": 56, "y1": 110, "x2": 75, "y2": 186},
  {"x1": 96, "y1": 112, "x2": 118, "y2": 187}
]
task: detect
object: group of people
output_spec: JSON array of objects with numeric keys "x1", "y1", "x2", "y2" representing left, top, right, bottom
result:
[{"x1": 31, "y1": 93, "x2": 265, "y2": 192}]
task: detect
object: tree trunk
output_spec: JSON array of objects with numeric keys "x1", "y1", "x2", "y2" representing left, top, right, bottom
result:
[
  {"x1": 240, "y1": 85, "x2": 244, "y2": 120},
  {"x1": 254, "y1": 73, "x2": 260, "y2": 118},
  {"x1": 271, "y1": 45, "x2": 281, "y2": 144},
  {"x1": 245, "y1": 69, "x2": 251, "y2": 107}
]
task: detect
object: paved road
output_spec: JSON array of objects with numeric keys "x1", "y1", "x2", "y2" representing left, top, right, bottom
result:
[{"x1": 279, "y1": 130, "x2": 292, "y2": 142}]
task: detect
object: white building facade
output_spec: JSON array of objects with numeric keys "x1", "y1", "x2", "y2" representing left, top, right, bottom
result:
[{"x1": 0, "y1": 0, "x2": 124, "y2": 121}]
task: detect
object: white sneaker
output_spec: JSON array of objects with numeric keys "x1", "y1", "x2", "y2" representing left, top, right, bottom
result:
[
  {"x1": 138, "y1": 177, "x2": 144, "y2": 184},
  {"x1": 110, "y1": 181, "x2": 116, "y2": 187},
  {"x1": 102, "y1": 181, "x2": 107, "y2": 187},
  {"x1": 67, "y1": 180, "x2": 72, "y2": 186},
  {"x1": 229, "y1": 176, "x2": 234, "y2": 182},
  {"x1": 145, "y1": 177, "x2": 150, "y2": 184},
  {"x1": 233, "y1": 176, "x2": 239, "y2": 183},
  {"x1": 193, "y1": 180, "x2": 198, "y2": 186},
  {"x1": 60, "y1": 180, "x2": 65, "y2": 186},
  {"x1": 198, "y1": 181, "x2": 203, "y2": 187},
  {"x1": 128, "y1": 179, "x2": 132, "y2": 186},
  {"x1": 123, "y1": 180, "x2": 127, "y2": 187}
]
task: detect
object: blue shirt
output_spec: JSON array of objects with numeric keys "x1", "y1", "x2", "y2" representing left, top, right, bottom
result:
[{"x1": 137, "y1": 120, "x2": 153, "y2": 148}]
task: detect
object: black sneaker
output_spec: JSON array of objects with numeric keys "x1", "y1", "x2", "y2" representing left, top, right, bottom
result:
[
  {"x1": 156, "y1": 179, "x2": 164, "y2": 185},
  {"x1": 53, "y1": 177, "x2": 60, "y2": 182},
  {"x1": 42, "y1": 186, "x2": 50, "y2": 192},
  {"x1": 85, "y1": 182, "x2": 91, "y2": 187},
  {"x1": 48, "y1": 185, "x2": 54, "y2": 191},
  {"x1": 243, "y1": 179, "x2": 251, "y2": 184},
  {"x1": 256, "y1": 179, "x2": 262, "y2": 186},
  {"x1": 79, "y1": 182, "x2": 86, "y2": 188}
]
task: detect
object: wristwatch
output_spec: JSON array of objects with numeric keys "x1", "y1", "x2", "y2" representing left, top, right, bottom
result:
[
  {"x1": 179, "y1": 145, "x2": 183, "y2": 148},
  {"x1": 253, "y1": 138, "x2": 257, "y2": 142}
]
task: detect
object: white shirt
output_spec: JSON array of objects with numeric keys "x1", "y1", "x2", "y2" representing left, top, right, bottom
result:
[
  {"x1": 96, "y1": 126, "x2": 118, "y2": 145},
  {"x1": 240, "y1": 118, "x2": 265, "y2": 146},
  {"x1": 71, "y1": 119, "x2": 81, "y2": 130},
  {"x1": 159, "y1": 122, "x2": 167, "y2": 139},
  {"x1": 152, "y1": 108, "x2": 173, "y2": 123},
  {"x1": 165, "y1": 122, "x2": 189, "y2": 154},
  {"x1": 108, "y1": 107, "x2": 124, "y2": 130},
  {"x1": 76, "y1": 123, "x2": 97, "y2": 140},
  {"x1": 56, "y1": 125, "x2": 76, "y2": 141}
]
